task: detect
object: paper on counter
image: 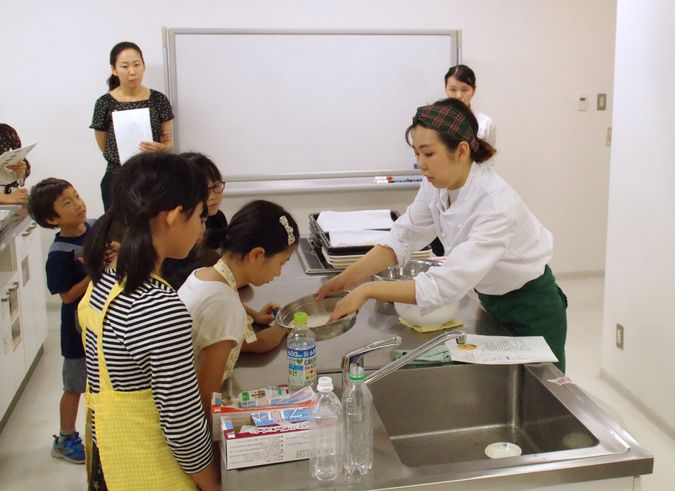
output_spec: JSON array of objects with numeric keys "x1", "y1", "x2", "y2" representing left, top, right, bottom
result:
[
  {"x1": 0, "y1": 143, "x2": 37, "y2": 183},
  {"x1": 112, "y1": 107, "x2": 152, "y2": 164},
  {"x1": 445, "y1": 334, "x2": 558, "y2": 365},
  {"x1": 329, "y1": 229, "x2": 391, "y2": 247},
  {"x1": 317, "y1": 209, "x2": 393, "y2": 232}
]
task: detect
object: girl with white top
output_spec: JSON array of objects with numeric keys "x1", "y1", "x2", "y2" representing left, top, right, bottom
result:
[
  {"x1": 444, "y1": 64, "x2": 496, "y2": 148},
  {"x1": 178, "y1": 200, "x2": 299, "y2": 411},
  {"x1": 319, "y1": 98, "x2": 567, "y2": 371}
]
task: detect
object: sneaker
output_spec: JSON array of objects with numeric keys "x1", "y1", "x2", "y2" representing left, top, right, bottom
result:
[{"x1": 51, "y1": 432, "x2": 85, "y2": 464}]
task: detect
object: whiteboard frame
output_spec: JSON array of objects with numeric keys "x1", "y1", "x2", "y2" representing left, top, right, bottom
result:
[{"x1": 162, "y1": 28, "x2": 461, "y2": 188}]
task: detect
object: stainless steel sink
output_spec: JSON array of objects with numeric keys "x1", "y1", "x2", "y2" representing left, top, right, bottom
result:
[{"x1": 369, "y1": 363, "x2": 651, "y2": 473}]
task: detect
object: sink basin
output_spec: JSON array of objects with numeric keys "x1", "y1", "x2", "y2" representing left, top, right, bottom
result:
[{"x1": 369, "y1": 363, "x2": 649, "y2": 471}]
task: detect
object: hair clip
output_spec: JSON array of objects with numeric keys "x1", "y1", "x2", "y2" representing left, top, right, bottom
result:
[{"x1": 279, "y1": 215, "x2": 295, "y2": 245}]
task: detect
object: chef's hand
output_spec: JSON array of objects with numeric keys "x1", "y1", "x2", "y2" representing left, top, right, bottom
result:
[
  {"x1": 251, "y1": 302, "x2": 281, "y2": 325},
  {"x1": 316, "y1": 271, "x2": 357, "y2": 300},
  {"x1": 139, "y1": 140, "x2": 168, "y2": 153},
  {"x1": 328, "y1": 284, "x2": 370, "y2": 322}
]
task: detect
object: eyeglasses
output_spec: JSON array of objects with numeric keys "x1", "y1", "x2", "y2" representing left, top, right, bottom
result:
[{"x1": 208, "y1": 181, "x2": 225, "y2": 194}]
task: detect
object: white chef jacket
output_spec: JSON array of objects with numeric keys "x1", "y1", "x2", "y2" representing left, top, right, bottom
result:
[
  {"x1": 379, "y1": 162, "x2": 553, "y2": 313},
  {"x1": 475, "y1": 110, "x2": 496, "y2": 148}
]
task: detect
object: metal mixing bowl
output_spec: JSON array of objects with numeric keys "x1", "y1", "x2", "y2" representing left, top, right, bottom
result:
[
  {"x1": 373, "y1": 259, "x2": 440, "y2": 281},
  {"x1": 275, "y1": 291, "x2": 357, "y2": 340}
]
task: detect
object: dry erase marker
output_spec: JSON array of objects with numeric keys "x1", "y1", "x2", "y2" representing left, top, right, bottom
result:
[{"x1": 387, "y1": 177, "x2": 423, "y2": 184}]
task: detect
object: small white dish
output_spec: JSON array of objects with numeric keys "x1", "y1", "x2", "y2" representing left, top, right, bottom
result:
[{"x1": 485, "y1": 442, "x2": 522, "y2": 459}]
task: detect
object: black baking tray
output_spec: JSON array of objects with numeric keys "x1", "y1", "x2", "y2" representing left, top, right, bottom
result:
[{"x1": 309, "y1": 211, "x2": 431, "y2": 256}]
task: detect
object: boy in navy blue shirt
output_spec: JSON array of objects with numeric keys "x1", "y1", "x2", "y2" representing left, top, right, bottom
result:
[{"x1": 28, "y1": 178, "x2": 91, "y2": 465}]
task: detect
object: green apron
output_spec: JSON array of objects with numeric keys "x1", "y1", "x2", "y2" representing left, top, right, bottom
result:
[{"x1": 477, "y1": 266, "x2": 568, "y2": 372}]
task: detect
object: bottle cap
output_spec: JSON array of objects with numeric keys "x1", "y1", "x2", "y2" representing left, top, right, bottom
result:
[
  {"x1": 348, "y1": 366, "x2": 366, "y2": 381},
  {"x1": 293, "y1": 311, "x2": 308, "y2": 327},
  {"x1": 316, "y1": 376, "x2": 333, "y2": 393}
]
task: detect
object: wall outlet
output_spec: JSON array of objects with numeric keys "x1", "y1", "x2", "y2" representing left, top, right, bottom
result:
[
  {"x1": 615, "y1": 323, "x2": 624, "y2": 350},
  {"x1": 578, "y1": 95, "x2": 588, "y2": 111},
  {"x1": 597, "y1": 93, "x2": 607, "y2": 110},
  {"x1": 606, "y1": 127, "x2": 612, "y2": 146}
]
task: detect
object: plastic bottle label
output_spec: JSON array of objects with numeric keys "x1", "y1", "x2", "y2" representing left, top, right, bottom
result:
[{"x1": 288, "y1": 346, "x2": 317, "y2": 386}]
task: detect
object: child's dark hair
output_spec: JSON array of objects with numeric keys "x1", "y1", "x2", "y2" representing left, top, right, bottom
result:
[
  {"x1": 180, "y1": 152, "x2": 223, "y2": 184},
  {"x1": 27, "y1": 178, "x2": 74, "y2": 229},
  {"x1": 217, "y1": 200, "x2": 299, "y2": 259},
  {"x1": 107, "y1": 41, "x2": 144, "y2": 90},
  {"x1": 405, "y1": 98, "x2": 496, "y2": 163},
  {"x1": 444, "y1": 64, "x2": 477, "y2": 88},
  {"x1": 84, "y1": 152, "x2": 208, "y2": 293}
]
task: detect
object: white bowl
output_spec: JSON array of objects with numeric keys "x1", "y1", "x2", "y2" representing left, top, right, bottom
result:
[{"x1": 394, "y1": 301, "x2": 459, "y2": 327}]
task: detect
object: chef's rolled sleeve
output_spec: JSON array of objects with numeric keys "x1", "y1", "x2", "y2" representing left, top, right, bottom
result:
[{"x1": 378, "y1": 185, "x2": 438, "y2": 266}]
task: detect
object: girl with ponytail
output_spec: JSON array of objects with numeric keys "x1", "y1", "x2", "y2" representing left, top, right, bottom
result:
[
  {"x1": 79, "y1": 152, "x2": 220, "y2": 491},
  {"x1": 90, "y1": 41, "x2": 174, "y2": 210},
  {"x1": 319, "y1": 98, "x2": 568, "y2": 372},
  {"x1": 177, "y1": 200, "x2": 299, "y2": 411}
]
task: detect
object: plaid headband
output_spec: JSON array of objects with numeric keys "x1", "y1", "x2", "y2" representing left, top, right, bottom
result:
[{"x1": 414, "y1": 104, "x2": 479, "y2": 152}]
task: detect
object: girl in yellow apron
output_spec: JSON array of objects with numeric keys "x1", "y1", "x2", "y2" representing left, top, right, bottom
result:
[
  {"x1": 177, "y1": 200, "x2": 299, "y2": 410},
  {"x1": 79, "y1": 153, "x2": 220, "y2": 491}
]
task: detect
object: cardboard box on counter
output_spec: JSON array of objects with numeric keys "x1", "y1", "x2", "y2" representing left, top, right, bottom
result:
[
  {"x1": 210, "y1": 390, "x2": 314, "y2": 441},
  {"x1": 219, "y1": 414, "x2": 310, "y2": 470}
]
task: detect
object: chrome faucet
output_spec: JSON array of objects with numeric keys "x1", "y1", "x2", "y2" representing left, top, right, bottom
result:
[
  {"x1": 341, "y1": 336, "x2": 402, "y2": 390},
  {"x1": 342, "y1": 331, "x2": 466, "y2": 389}
]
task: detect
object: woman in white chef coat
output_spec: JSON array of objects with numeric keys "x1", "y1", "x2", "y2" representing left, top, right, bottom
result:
[
  {"x1": 444, "y1": 64, "x2": 496, "y2": 148},
  {"x1": 319, "y1": 98, "x2": 567, "y2": 371}
]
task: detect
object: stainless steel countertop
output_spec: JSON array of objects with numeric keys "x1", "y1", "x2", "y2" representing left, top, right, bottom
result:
[
  {"x1": 222, "y1": 252, "x2": 653, "y2": 490},
  {"x1": 232, "y1": 252, "x2": 504, "y2": 394}
]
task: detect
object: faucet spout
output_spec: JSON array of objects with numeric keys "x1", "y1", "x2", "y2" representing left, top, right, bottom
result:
[
  {"x1": 363, "y1": 330, "x2": 466, "y2": 386},
  {"x1": 341, "y1": 336, "x2": 402, "y2": 390}
]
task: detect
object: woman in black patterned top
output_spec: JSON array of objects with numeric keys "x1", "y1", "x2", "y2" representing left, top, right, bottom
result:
[
  {"x1": 90, "y1": 41, "x2": 174, "y2": 210},
  {"x1": 0, "y1": 123, "x2": 30, "y2": 204}
]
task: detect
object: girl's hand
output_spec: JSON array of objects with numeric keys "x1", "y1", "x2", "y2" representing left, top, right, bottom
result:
[
  {"x1": 252, "y1": 302, "x2": 281, "y2": 325},
  {"x1": 139, "y1": 140, "x2": 167, "y2": 153},
  {"x1": 328, "y1": 284, "x2": 370, "y2": 322}
]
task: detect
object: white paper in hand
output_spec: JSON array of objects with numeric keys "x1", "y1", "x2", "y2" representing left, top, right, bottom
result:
[
  {"x1": 0, "y1": 143, "x2": 37, "y2": 184},
  {"x1": 112, "y1": 108, "x2": 152, "y2": 164}
]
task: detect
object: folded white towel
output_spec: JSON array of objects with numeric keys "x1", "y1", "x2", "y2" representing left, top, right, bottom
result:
[
  {"x1": 317, "y1": 210, "x2": 393, "y2": 232},
  {"x1": 329, "y1": 230, "x2": 391, "y2": 247}
]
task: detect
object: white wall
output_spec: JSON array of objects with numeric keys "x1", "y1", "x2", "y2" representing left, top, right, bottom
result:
[
  {"x1": 601, "y1": 0, "x2": 675, "y2": 433},
  {"x1": 0, "y1": 0, "x2": 615, "y2": 273}
]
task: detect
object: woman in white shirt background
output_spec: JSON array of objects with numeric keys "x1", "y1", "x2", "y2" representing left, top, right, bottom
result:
[
  {"x1": 444, "y1": 64, "x2": 496, "y2": 148},
  {"x1": 319, "y1": 98, "x2": 567, "y2": 371}
]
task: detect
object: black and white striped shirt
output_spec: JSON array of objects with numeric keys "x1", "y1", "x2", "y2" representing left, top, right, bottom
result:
[{"x1": 84, "y1": 269, "x2": 213, "y2": 474}]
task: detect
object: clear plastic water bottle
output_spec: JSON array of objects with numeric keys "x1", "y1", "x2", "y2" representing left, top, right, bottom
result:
[
  {"x1": 342, "y1": 366, "x2": 373, "y2": 476},
  {"x1": 287, "y1": 311, "x2": 317, "y2": 392},
  {"x1": 309, "y1": 376, "x2": 342, "y2": 481}
]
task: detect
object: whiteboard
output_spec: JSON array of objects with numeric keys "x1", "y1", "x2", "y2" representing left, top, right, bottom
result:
[{"x1": 164, "y1": 29, "x2": 460, "y2": 181}]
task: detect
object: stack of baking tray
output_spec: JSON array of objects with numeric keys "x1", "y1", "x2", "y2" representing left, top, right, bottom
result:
[{"x1": 308, "y1": 212, "x2": 433, "y2": 270}]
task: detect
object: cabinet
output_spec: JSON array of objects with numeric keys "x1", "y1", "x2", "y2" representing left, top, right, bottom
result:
[
  {"x1": 14, "y1": 218, "x2": 48, "y2": 366},
  {"x1": 0, "y1": 214, "x2": 48, "y2": 425}
]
